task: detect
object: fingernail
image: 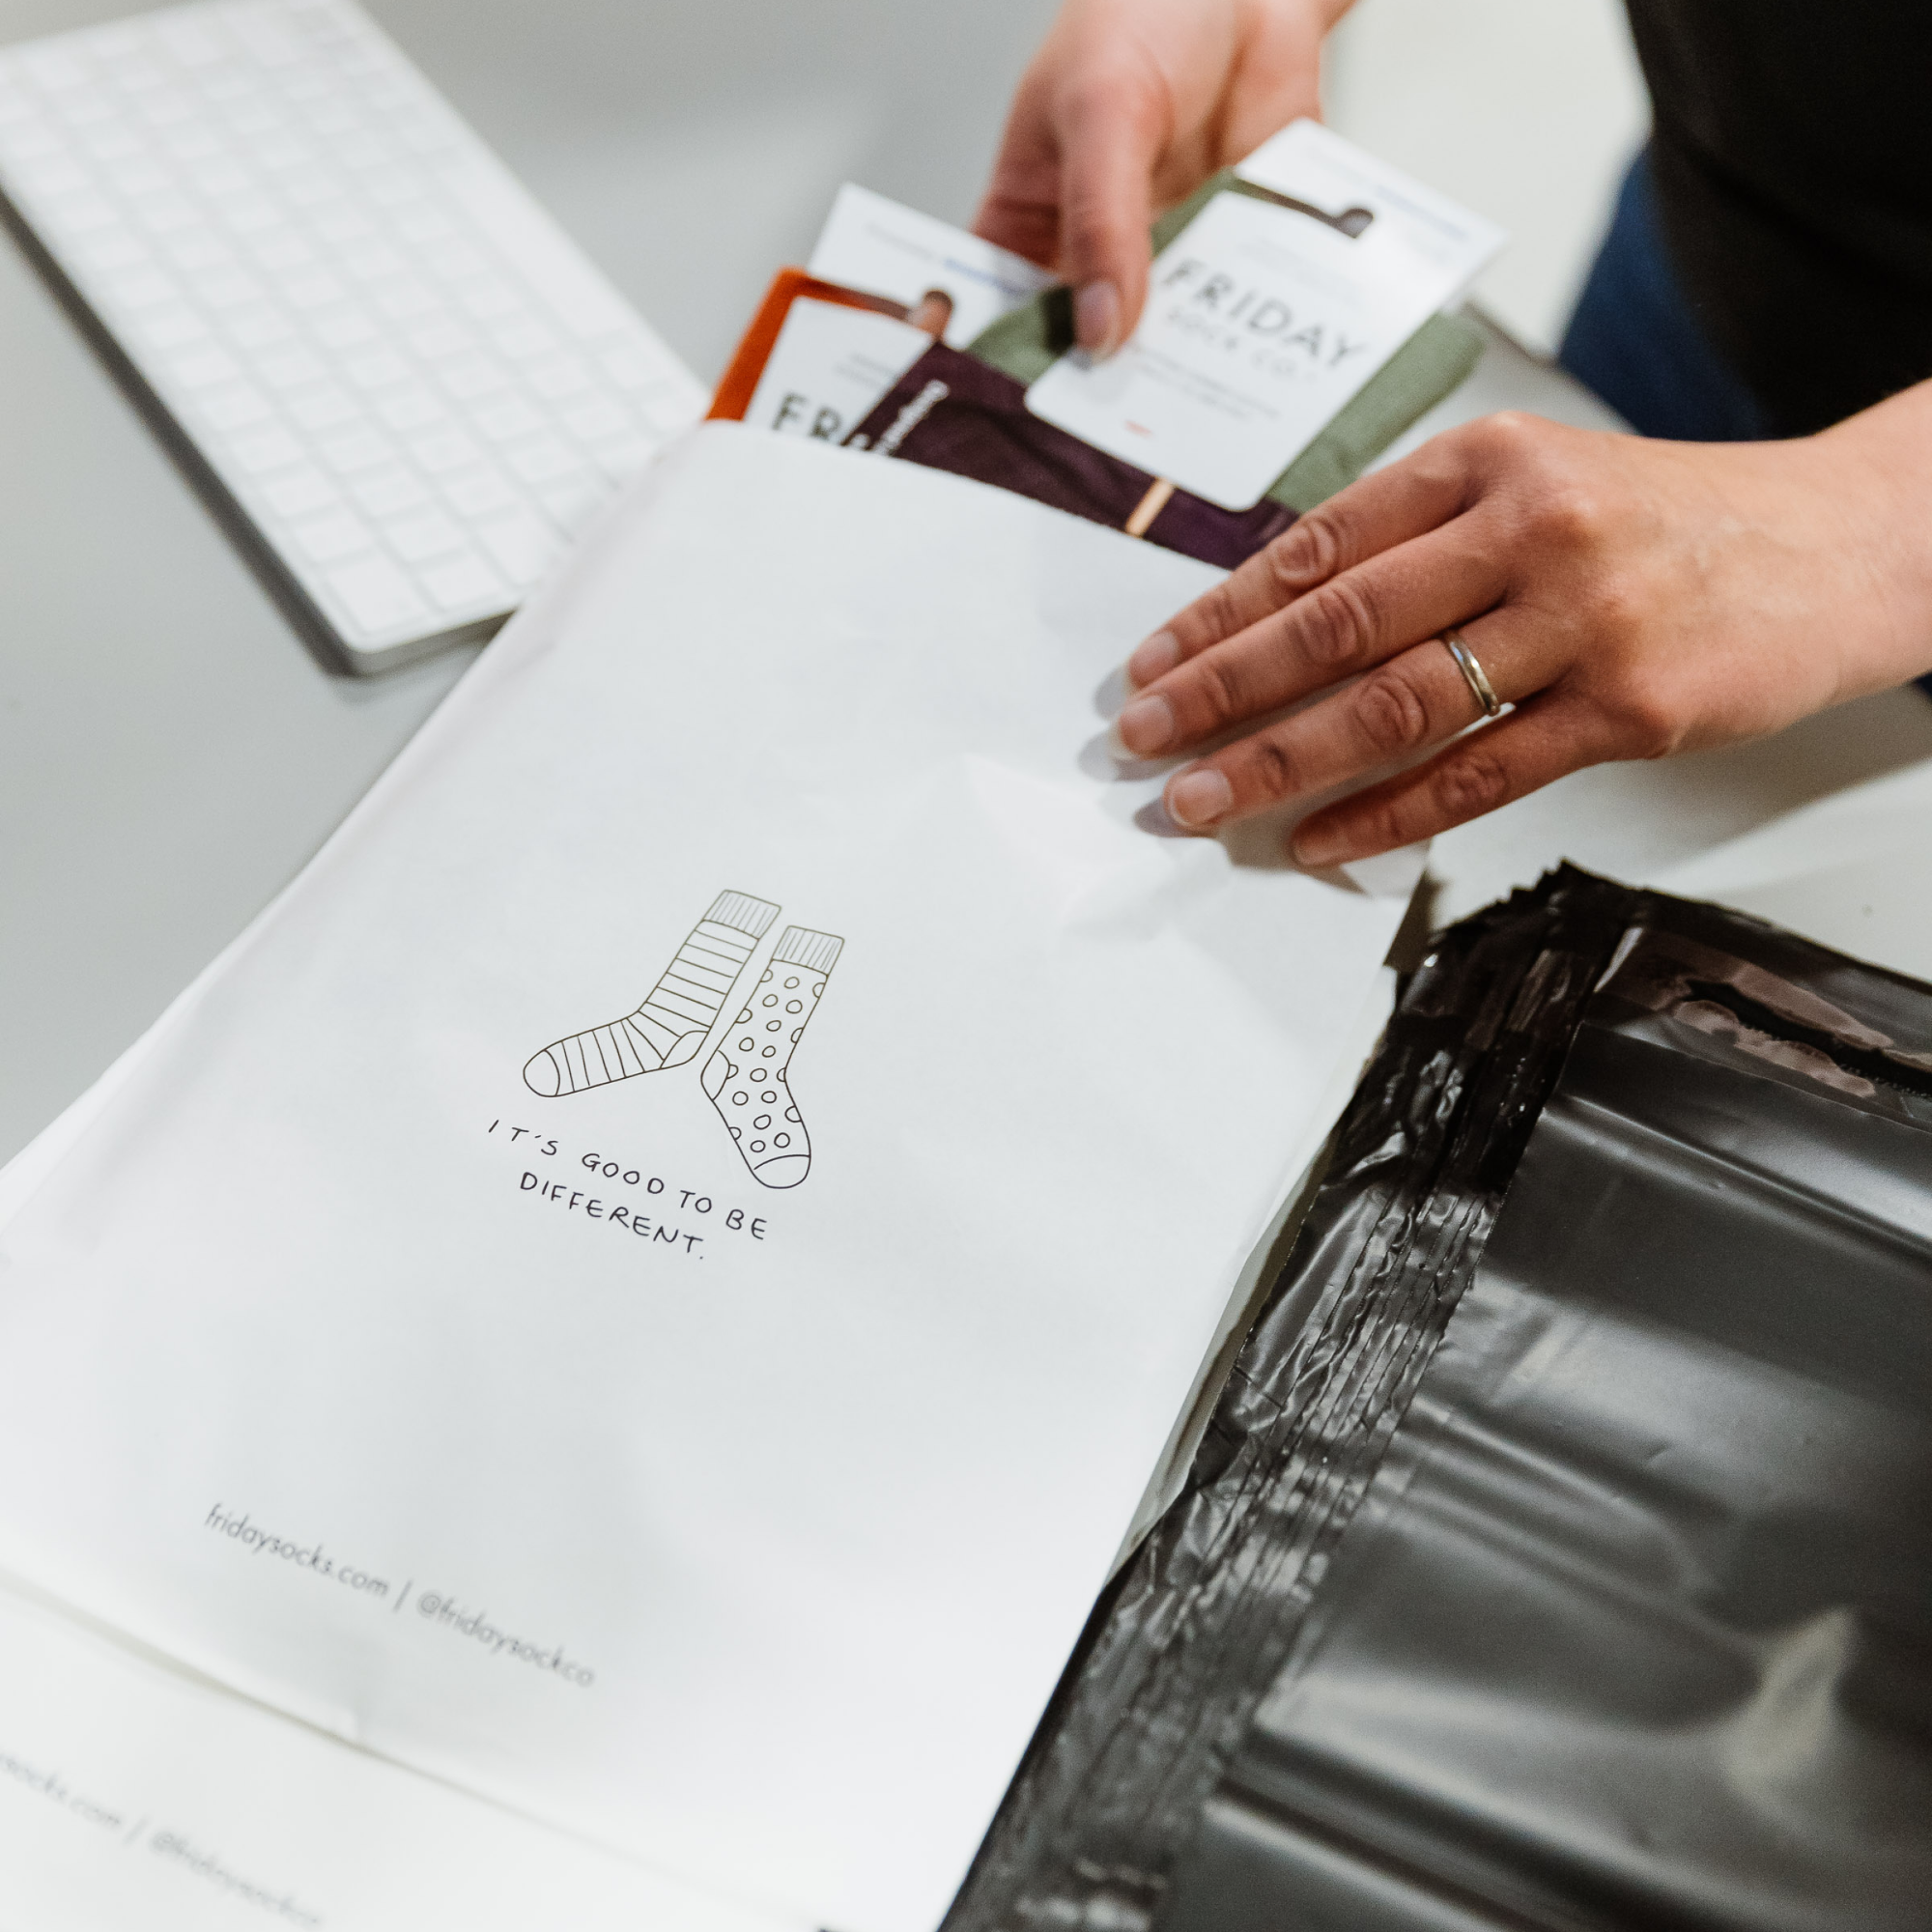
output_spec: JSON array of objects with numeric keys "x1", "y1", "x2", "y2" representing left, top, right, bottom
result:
[
  {"x1": 1112, "y1": 693, "x2": 1175, "y2": 757},
  {"x1": 1167, "y1": 766, "x2": 1233, "y2": 829},
  {"x1": 1291, "y1": 822, "x2": 1346, "y2": 868},
  {"x1": 1075, "y1": 278, "x2": 1122, "y2": 355},
  {"x1": 1125, "y1": 629, "x2": 1179, "y2": 690}
]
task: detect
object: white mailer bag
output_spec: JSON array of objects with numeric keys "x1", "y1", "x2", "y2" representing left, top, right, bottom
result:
[{"x1": 0, "y1": 427, "x2": 1415, "y2": 1932}]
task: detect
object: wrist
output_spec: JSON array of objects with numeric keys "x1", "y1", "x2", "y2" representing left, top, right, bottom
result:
[{"x1": 1811, "y1": 383, "x2": 1932, "y2": 688}]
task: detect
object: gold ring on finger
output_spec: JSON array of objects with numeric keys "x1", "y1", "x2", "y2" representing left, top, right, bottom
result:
[{"x1": 1441, "y1": 628, "x2": 1503, "y2": 720}]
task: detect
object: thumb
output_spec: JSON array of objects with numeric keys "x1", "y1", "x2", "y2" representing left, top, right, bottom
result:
[{"x1": 1052, "y1": 74, "x2": 1166, "y2": 355}]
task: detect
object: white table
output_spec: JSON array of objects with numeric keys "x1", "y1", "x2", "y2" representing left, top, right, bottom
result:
[{"x1": 6, "y1": 0, "x2": 1931, "y2": 1169}]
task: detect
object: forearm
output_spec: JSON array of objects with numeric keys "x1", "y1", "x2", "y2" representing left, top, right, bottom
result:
[{"x1": 1812, "y1": 379, "x2": 1932, "y2": 695}]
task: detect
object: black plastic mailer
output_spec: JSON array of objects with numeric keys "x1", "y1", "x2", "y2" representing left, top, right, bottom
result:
[{"x1": 945, "y1": 865, "x2": 1932, "y2": 1932}]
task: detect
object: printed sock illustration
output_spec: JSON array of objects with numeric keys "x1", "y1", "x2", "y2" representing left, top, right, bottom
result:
[
  {"x1": 523, "y1": 891, "x2": 780, "y2": 1097},
  {"x1": 702, "y1": 925, "x2": 843, "y2": 1190}
]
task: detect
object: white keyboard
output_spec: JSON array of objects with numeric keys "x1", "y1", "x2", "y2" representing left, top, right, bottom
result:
[{"x1": 0, "y1": 0, "x2": 705, "y2": 672}]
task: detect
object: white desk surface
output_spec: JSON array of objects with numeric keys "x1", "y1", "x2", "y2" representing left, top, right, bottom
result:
[{"x1": 5, "y1": 0, "x2": 1932, "y2": 1167}]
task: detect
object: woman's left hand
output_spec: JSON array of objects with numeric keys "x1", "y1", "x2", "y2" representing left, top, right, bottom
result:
[{"x1": 1109, "y1": 390, "x2": 1932, "y2": 867}]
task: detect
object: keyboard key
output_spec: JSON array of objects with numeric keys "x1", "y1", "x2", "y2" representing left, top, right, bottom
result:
[
  {"x1": 250, "y1": 232, "x2": 316, "y2": 271},
  {"x1": 473, "y1": 505, "x2": 561, "y2": 585},
  {"x1": 341, "y1": 346, "x2": 409, "y2": 391},
  {"x1": 505, "y1": 436, "x2": 579, "y2": 486},
  {"x1": 263, "y1": 466, "x2": 338, "y2": 518},
  {"x1": 283, "y1": 267, "x2": 347, "y2": 310},
  {"x1": 420, "y1": 550, "x2": 503, "y2": 611},
  {"x1": 439, "y1": 351, "x2": 507, "y2": 401},
  {"x1": 390, "y1": 204, "x2": 452, "y2": 245},
  {"x1": 407, "y1": 316, "x2": 469, "y2": 360},
  {"x1": 161, "y1": 124, "x2": 219, "y2": 160},
  {"x1": 367, "y1": 174, "x2": 423, "y2": 211},
  {"x1": 171, "y1": 344, "x2": 243, "y2": 390},
  {"x1": 377, "y1": 390, "x2": 444, "y2": 434},
  {"x1": 602, "y1": 339, "x2": 671, "y2": 391},
  {"x1": 490, "y1": 317, "x2": 556, "y2": 361},
  {"x1": 455, "y1": 275, "x2": 517, "y2": 322},
  {"x1": 198, "y1": 267, "x2": 264, "y2": 309},
  {"x1": 350, "y1": 466, "x2": 427, "y2": 518},
  {"x1": 595, "y1": 434, "x2": 659, "y2": 481},
  {"x1": 156, "y1": 20, "x2": 224, "y2": 66},
  {"x1": 537, "y1": 474, "x2": 611, "y2": 536},
  {"x1": 440, "y1": 467, "x2": 514, "y2": 517},
  {"x1": 227, "y1": 303, "x2": 295, "y2": 350},
  {"x1": 166, "y1": 230, "x2": 232, "y2": 272},
  {"x1": 339, "y1": 239, "x2": 405, "y2": 282},
  {"x1": 17, "y1": 150, "x2": 87, "y2": 194},
  {"x1": 561, "y1": 395, "x2": 630, "y2": 443},
  {"x1": 526, "y1": 355, "x2": 589, "y2": 403},
  {"x1": 288, "y1": 384, "x2": 358, "y2": 432},
  {"x1": 386, "y1": 508, "x2": 466, "y2": 564},
  {"x1": 81, "y1": 229, "x2": 150, "y2": 272},
  {"x1": 106, "y1": 156, "x2": 169, "y2": 198},
  {"x1": 421, "y1": 238, "x2": 484, "y2": 278},
  {"x1": 108, "y1": 267, "x2": 177, "y2": 310},
  {"x1": 293, "y1": 508, "x2": 374, "y2": 563},
  {"x1": 256, "y1": 344, "x2": 326, "y2": 390},
  {"x1": 409, "y1": 428, "x2": 482, "y2": 476},
  {"x1": 43, "y1": 189, "x2": 118, "y2": 235},
  {"x1": 285, "y1": 170, "x2": 345, "y2": 210},
  {"x1": 317, "y1": 425, "x2": 391, "y2": 474},
  {"x1": 189, "y1": 156, "x2": 250, "y2": 197},
  {"x1": 373, "y1": 279, "x2": 435, "y2": 323},
  {"x1": 326, "y1": 554, "x2": 427, "y2": 633},
  {"x1": 228, "y1": 423, "x2": 305, "y2": 475},
  {"x1": 310, "y1": 307, "x2": 380, "y2": 351},
  {"x1": 200, "y1": 384, "x2": 275, "y2": 434},
  {"x1": 473, "y1": 395, "x2": 544, "y2": 443}
]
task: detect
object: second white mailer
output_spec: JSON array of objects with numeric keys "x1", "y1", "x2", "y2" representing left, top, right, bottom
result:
[{"x1": 0, "y1": 428, "x2": 1414, "y2": 1932}]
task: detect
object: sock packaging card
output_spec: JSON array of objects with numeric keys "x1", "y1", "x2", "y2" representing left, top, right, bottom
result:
[
  {"x1": 807, "y1": 183, "x2": 1054, "y2": 349},
  {"x1": 1026, "y1": 121, "x2": 1505, "y2": 509},
  {"x1": 0, "y1": 427, "x2": 1416, "y2": 1932}
]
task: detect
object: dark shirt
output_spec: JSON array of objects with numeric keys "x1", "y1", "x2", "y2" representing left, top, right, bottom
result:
[{"x1": 1624, "y1": 0, "x2": 1932, "y2": 434}]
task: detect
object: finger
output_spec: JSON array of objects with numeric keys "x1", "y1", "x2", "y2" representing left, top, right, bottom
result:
[
  {"x1": 1124, "y1": 440, "x2": 1483, "y2": 687},
  {"x1": 1115, "y1": 523, "x2": 1508, "y2": 757},
  {"x1": 973, "y1": 74, "x2": 1066, "y2": 268},
  {"x1": 1049, "y1": 70, "x2": 1168, "y2": 353},
  {"x1": 1152, "y1": 623, "x2": 1528, "y2": 831},
  {"x1": 1287, "y1": 691, "x2": 1621, "y2": 867},
  {"x1": 972, "y1": 189, "x2": 1061, "y2": 270}
]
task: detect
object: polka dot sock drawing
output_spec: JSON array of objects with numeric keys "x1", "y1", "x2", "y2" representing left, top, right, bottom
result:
[
  {"x1": 702, "y1": 925, "x2": 843, "y2": 1189},
  {"x1": 524, "y1": 891, "x2": 780, "y2": 1097}
]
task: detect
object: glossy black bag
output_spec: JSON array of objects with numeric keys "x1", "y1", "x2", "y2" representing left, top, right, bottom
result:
[{"x1": 949, "y1": 866, "x2": 1932, "y2": 1932}]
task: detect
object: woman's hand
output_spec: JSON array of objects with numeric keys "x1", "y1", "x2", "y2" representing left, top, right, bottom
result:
[
  {"x1": 1108, "y1": 389, "x2": 1932, "y2": 867},
  {"x1": 974, "y1": 0, "x2": 1350, "y2": 354}
]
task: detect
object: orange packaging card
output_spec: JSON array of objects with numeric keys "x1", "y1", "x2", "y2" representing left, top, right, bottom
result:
[{"x1": 707, "y1": 270, "x2": 911, "y2": 422}]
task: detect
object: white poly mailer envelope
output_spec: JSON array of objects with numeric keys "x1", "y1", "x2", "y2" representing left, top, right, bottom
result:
[
  {"x1": 0, "y1": 427, "x2": 1415, "y2": 1932},
  {"x1": 0, "y1": 1577, "x2": 809, "y2": 1932}
]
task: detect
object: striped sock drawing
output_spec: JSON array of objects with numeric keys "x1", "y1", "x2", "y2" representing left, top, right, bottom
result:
[
  {"x1": 701, "y1": 924, "x2": 843, "y2": 1189},
  {"x1": 523, "y1": 891, "x2": 780, "y2": 1098}
]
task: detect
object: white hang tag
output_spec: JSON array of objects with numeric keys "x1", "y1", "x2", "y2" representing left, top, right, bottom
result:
[
  {"x1": 1025, "y1": 120, "x2": 1505, "y2": 511},
  {"x1": 807, "y1": 183, "x2": 1054, "y2": 350},
  {"x1": 743, "y1": 297, "x2": 931, "y2": 444}
]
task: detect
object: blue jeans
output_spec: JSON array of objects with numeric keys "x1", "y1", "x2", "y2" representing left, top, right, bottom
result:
[
  {"x1": 1559, "y1": 150, "x2": 1932, "y2": 699},
  {"x1": 1558, "y1": 150, "x2": 1772, "y2": 442}
]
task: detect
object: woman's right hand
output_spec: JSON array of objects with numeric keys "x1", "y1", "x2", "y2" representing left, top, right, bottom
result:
[{"x1": 974, "y1": 0, "x2": 1352, "y2": 355}]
